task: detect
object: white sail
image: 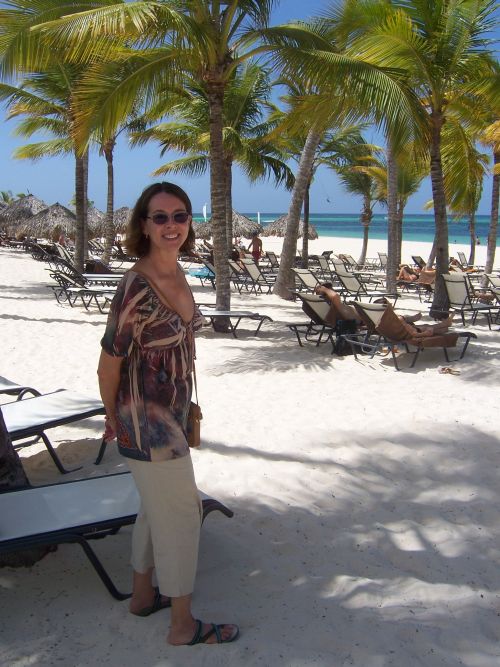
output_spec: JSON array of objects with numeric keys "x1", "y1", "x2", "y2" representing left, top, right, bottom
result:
[
  {"x1": 202, "y1": 203, "x2": 207, "y2": 221},
  {"x1": 257, "y1": 211, "x2": 261, "y2": 224}
]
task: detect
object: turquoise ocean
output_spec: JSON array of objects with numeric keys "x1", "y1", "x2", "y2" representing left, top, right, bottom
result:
[{"x1": 193, "y1": 212, "x2": 496, "y2": 246}]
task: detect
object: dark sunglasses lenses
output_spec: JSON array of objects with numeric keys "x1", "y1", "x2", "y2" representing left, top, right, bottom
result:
[{"x1": 150, "y1": 212, "x2": 190, "y2": 225}]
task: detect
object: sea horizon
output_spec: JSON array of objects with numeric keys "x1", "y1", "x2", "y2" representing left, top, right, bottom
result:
[{"x1": 192, "y1": 212, "x2": 497, "y2": 246}]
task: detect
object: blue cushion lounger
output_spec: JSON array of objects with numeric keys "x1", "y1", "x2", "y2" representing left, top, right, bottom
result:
[
  {"x1": 0, "y1": 472, "x2": 233, "y2": 600},
  {"x1": 2, "y1": 390, "x2": 106, "y2": 474}
]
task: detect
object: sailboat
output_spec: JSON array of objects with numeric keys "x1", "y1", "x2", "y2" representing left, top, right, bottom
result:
[
  {"x1": 202, "y1": 203, "x2": 208, "y2": 222},
  {"x1": 257, "y1": 211, "x2": 261, "y2": 225}
]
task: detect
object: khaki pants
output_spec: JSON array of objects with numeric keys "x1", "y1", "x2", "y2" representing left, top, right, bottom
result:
[{"x1": 127, "y1": 455, "x2": 202, "y2": 598}]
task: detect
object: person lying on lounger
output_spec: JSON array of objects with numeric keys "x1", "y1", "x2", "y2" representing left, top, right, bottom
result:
[
  {"x1": 397, "y1": 264, "x2": 420, "y2": 282},
  {"x1": 314, "y1": 284, "x2": 454, "y2": 338}
]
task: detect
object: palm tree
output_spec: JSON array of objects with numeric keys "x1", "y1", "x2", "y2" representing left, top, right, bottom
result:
[
  {"x1": 0, "y1": 66, "x2": 91, "y2": 269},
  {"x1": 260, "y1": 18, "x2": 425, "y2": 298},
  {"x1": 480, "y1": 120, "x2": 500, "y2": 279},
  {"x1": 440, "y1": 115, "x2": 489, "y2": 266},
  {"x1": 130, "y1": 63, "x2": 294, "y2": 251},
  {"x1": 333, "y1": 0, "x2": 499, "y2": 313},
  {"x1": 16, "y1": 0, "x2": 278, "y2": 321},
  {"x1": 355, "y1": 144, "x2": 427, "y2": 268}
]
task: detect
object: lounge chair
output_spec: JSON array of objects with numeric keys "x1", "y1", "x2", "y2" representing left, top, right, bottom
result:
[
  {"x1": 0, "y1": 376, "x2": 40, "y2": 400},
  {"x1": 198, "y1": 305, "x2": 273, "y2": 338},
  {"x1": 343, "y1": 301, "x2": 477, "y2": 370},
  {"x1": 412, "y1": 255, "x2": 426, "y2": 270},
  {"x1": 291, "y1": 268, "x2": 321, "y2": 293},
  {"x1": 442, "y1": 273, "x2": 499, "y2": 329},
  {"x1": 397, "y1": 268, "x2": 435, "y2": 302},
  {"x1": 2, "y1": 390, "x2": 106, "y2": 474},
  {"x1": 48, "y1": 271, "x2": 116, "y2": 313},
  {"x1": 334, "y1": 268, "x2": 398, "y2": 305},
  {"x1": 240, "y1": 258, "x2": 277, "y2": 294},
  {"x1": 457, "y1": 251, "x2": 484, "y2": 272},
  {"x1": 287, "y1": 292, "x2": 357, "y2": 354},
  {"x1": 0, "y1": 472, "x2": 233, "y2": 600}
]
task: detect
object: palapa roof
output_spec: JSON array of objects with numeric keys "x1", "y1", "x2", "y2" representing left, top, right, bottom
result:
[
  {"x1": 18, "y1": 202, "x2": 76, "y2": 238},
  {"x1": 231, "y1": 210, "x2": 263, "y2": 238},
  {"x1": 86, "y1": 206, "x2": 105, "y2": 237},
  {"x1": 0, "y1": 194, "x2": 47, "y2": 223},
  {"x1": 196, "y1": 210, "x2": 263, "y2": 240},
  {"x1": 262, "y1": 214, "x2": 318, "y2": 240},
  {"x1": 113, "y1": 206, "x2": 132, "y2": 231},
  {"x1": 192, "y1": 221, "x2": 212, "y2": 240}
]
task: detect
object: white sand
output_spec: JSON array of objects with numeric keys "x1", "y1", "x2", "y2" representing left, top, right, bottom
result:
[{"x1": 1, "y1": 237, "x2": 500, "y2": 667}]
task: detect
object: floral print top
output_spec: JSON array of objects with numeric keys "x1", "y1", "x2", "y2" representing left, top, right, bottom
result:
[{"x1": 101, "y1": 270, "x2": 204, "y2": 462}]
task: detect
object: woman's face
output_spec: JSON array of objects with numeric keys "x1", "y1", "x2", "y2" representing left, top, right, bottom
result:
[{"x1": 142, "y1": 192, "x2": 191, "y2": 253}]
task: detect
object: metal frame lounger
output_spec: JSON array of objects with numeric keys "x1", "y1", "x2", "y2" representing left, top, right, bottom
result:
[
  {"x1": 343, "y1": 301, "x2": 477, "y2": 371},
  {"x1": 0, "y1": 472, "x2": 233, "y2": 600},
  {"x1": 2, "y1": 390, "x2": 106, "y2": 474},
  {"x1": 0, "y1": 376, "x2": 40, "y2": 400},
  {"x1": 199, "y1": 306, "x2": 273, "y2": 338}
]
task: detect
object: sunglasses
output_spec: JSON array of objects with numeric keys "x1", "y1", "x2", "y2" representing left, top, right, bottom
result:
[{"x1": 147, "y1": 211, "x2": 191, "y2": 225}]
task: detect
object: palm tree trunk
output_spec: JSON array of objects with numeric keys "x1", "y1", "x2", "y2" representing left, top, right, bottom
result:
[
  {"x1": 357, "y1": 193, "x2": 372, "y2": 266},
  {"x1": 468, "y1": 212, "x2": 476, "y2": 266},
  {"x1": 429, "y1": 111, "x2": 450, "y2": 317},
  {"x1": 225, "y1": 158, "x2": 233, "y2": 253},
  {"x1": 396, "y1": 201, "x2": 404, "y2": 267},
  {"x1": 386, "y1": 141, "x2": 398, "y2": 293},
  {"x1": 273, "y1": 128, "x2": 322, "y2": 298},
  {"x1": 83, "y1": 150, "x2": 89, "y2": 262},
  {"x1": 74, "y1": 152, "x2": 86, "y2": 272},
  {"x1": 102, "y1": 139, "x2": 116, "y2": 266},
  {"x1": 301, "y1": 179, "x2": 311, "y2": 269},
  {"x1": 484, "y1": 151, "x2": 499, "y2": 279},
  {"x1": 426, "y1": 238, "x2": 437, "y2": 268},
  {"x1": 207, "y1": 84, "x2": 230, "y2": 325}
]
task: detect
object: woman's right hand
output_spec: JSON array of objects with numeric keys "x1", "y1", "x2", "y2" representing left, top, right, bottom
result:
[{"x1": 103, "y1": 415, "x2": 117, "y2": 441}]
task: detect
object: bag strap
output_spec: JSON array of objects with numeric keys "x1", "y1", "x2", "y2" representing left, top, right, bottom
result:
[{"x1": 192, "y1": 362, "x2": 199, "y2": 404}]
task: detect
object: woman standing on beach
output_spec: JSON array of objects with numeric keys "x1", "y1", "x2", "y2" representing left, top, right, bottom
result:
[{"x1": 97, "y1": 182, "x2": 239, "y2": 646}]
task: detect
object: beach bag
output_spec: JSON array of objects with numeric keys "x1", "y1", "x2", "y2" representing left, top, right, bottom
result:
[
  {"x1": 187, "y1": 401, "x2": 202, "y2": 448},
  {"x1": 187, "y1": 365, "x2": 202, "y2": 448}
]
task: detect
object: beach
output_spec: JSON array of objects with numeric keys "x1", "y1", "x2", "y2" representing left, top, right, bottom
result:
[{"x1": 1, "y1": 236, "x2": 500, "y2": 667}]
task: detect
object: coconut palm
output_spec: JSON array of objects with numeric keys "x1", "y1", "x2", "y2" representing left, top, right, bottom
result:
[
  {"x1": 130, "y1": 63, "x2": 294, "y2": 252},
  {"x1": 0, "y1": 65, "x2": 91, "y2": 270},
  {"x1": 15, "y1": 1, "x2": 279, "y2": 321},
  {"x1": 259, "y1": 17, "x2": 425, "y2": 298},
  {"x1": 332, "y1": 0, "x2": 499, "y2": 312},
  {"x1": 354, "y1": 144, "x2": 427, "y2": 268},
  {"x1": 440, "y1": 115, "x2": 489, "y2": 266},
  {"x1": 480, "y1": 120, "x2": 500, "y2": 278}
]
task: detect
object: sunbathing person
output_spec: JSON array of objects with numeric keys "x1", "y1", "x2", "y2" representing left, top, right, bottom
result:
[
  {"x1": 314, "y1": 284, "x2": 454, "y2": 338},
  {"x1": 397, "y1": 264, "x2": 420, "y2": 282}
]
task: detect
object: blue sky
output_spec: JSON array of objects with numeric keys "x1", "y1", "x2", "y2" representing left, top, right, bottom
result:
[{"x1": 0, "y1": 0, "x2": 498, "y2": 215}]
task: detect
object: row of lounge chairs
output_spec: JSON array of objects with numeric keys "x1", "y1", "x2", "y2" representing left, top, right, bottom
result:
[{"x1": 0, "y1": 378, "x2": 233, "y2": 599}]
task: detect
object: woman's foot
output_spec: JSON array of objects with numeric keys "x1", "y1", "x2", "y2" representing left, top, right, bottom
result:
[
  {"x1": 130, "y1": 587, "x2": 171, "y2": 616},
  {"x1": 168, "y1": 619, "x2": 239, "y2": 645}
]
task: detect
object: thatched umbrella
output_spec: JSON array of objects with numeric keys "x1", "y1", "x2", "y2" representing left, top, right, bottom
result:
[
  {"x1": 192, "y1": 221, "x2": 212, "y2": 240},
  {"x1": 231, "y1": 210, "x2": 263, "y2": 238},
  {"x1": 18, "y1": 202, "x2": 76, "y2": 240},
  {"x1": 197, "y1": 211, "x2": 263, "y2": 241},
  {"x1": 262, "y1": 214, "x2": 318, "y2": 240},
  {"x1": 0, "y1": 194, "x2": 48, "y2": 234},
  {"x1": 113, "y1": 206, "x2": 132, "y2": 233},
  {"x1": 86, "y1": 206, "x2": 106, "y2": 238}
]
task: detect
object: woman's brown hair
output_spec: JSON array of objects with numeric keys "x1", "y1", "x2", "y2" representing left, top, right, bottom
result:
[{"x1": 124, "y1": 182, "x2": 196, "y2": 257}]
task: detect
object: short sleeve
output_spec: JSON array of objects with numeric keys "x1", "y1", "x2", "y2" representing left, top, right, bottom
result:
[{"x1": 101, "y1": 273, "x2": 141, "y2": 357}]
